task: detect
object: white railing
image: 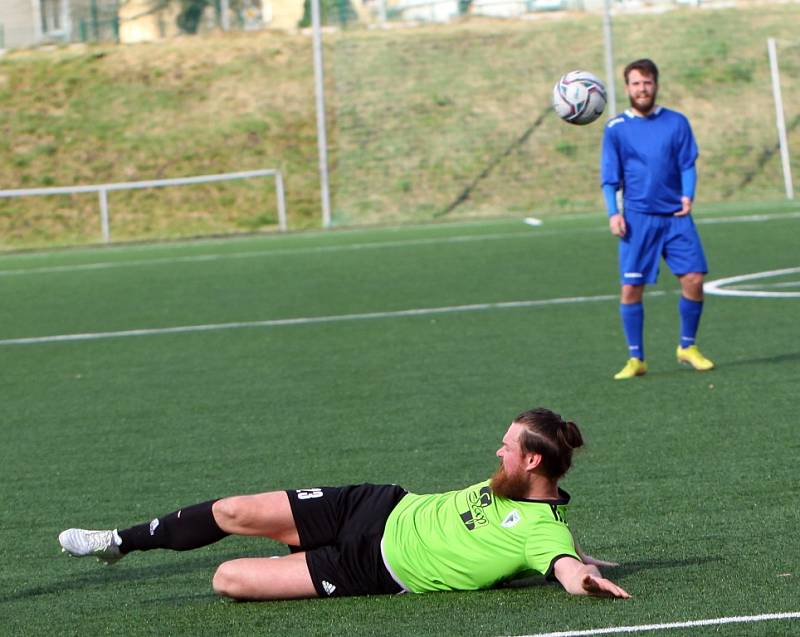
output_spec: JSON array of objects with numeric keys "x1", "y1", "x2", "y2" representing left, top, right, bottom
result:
[{"x1": 0, "y1": 168, "x2": 287, "y2": 243}]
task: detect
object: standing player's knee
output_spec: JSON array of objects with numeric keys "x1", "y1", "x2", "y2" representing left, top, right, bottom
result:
[
  {"x1": 680, "y1": 272, "x2": 704, "y2": 297},
  {"x1": 621, "y1": 284, "x2": 644, "y2": 304}
]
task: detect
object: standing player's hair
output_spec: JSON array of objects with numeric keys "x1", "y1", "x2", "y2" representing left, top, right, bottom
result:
[
  {"x1": 513, "y1": 408, "x2": 584, "y2": 479},
  {"x1": 624, "y1": 58, "x2": 659, "y2": 84}
]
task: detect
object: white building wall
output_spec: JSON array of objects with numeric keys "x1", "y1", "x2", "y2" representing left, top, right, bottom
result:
[{"x1": 0, "y1": 0, "x2": 41, "y2": 48}]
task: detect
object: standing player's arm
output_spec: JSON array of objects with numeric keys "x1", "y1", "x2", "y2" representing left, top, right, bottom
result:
[
  {"x1": 676, "y1": 165, "x2": 697, "y2": 217},
  {"x1": 601, "y1": 124, "x2": 625, "y2": 236},
  {"x1": 553, "y1": 556, "x2": 631, "y2": 598},
  {"x1": 603, "y1": 184, "x2": 626, "y2": 236}
]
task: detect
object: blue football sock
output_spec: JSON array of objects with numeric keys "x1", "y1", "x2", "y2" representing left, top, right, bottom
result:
[
  {"x1": 679, "y1": 296, "x2": 704, "y2": 349},
  {"x1": 620, "y1": 302, "x2": 644, "y2": 360}
]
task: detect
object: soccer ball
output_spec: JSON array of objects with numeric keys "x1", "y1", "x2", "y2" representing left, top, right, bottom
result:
[{"x1": 552, "y1": 71, "x2": 607, "y2": 125}]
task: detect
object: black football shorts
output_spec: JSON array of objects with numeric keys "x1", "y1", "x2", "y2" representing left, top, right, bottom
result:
[{"x1": 286, "y1": 483, "x2": 407, "y2": 598}]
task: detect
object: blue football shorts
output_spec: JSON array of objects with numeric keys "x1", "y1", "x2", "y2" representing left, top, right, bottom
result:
[{"x1": 618, "y1": 210, "x2": 708, "y2": 285}]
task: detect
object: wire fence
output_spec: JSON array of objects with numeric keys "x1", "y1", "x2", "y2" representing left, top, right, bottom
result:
[
  {"x1": 326, "y1": 5, "x2": 800, "y2": 226},
  {"x1": 0, "y1": 0, "x2": 798, "y2": 247}
]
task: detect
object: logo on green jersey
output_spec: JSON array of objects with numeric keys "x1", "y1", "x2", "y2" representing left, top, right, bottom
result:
[
  {"x1": 501, "y1": 509, "x2": 521, "y2": 528},
  {"x1": 459, "y1": 485, "x2": 492, "y2": 531}
]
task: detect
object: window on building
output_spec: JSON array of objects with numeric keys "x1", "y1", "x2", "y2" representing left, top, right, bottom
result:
[{"x1": 41, "y1": 0, "x2": 63, "y2": 33}]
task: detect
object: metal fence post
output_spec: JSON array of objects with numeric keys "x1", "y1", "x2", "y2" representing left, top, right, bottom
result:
[
  {"x1": 98, "y1": 187, "x2": 111, "y2": 242},
  {"x1": 311, "y1": 0, "x2": 333, "y2": 228},
  {"x1": 275, "y1": 171, "x2": 288, "y2": 232},
  {"x1": 602, "y1": 0, "x2": 617, "y2": 117}
]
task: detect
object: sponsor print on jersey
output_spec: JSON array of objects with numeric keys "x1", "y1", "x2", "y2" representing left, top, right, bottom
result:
[{"x1": 459, "y1": 485, "x2": 492, "y2": 531}]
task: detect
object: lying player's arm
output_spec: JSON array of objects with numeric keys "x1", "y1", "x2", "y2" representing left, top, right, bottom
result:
[
  {"x1": 553, "y1": 556, "x2": 631, "y2": 599},
  {"x1": 572, "y1": 538, "x2": 619, "y2": 568}
]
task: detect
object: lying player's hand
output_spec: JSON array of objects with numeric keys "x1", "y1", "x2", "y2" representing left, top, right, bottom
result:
[
  {"x1": 579, "y1": 553, "x2": 620, "y2": 568},
  {"x1": 581, "y1": 574, "x2": 631, "y2": 599}
]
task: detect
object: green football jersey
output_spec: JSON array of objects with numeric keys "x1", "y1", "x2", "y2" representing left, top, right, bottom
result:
[{"x1": 382, "y1": 480, "x2": 579, "y2": 593}]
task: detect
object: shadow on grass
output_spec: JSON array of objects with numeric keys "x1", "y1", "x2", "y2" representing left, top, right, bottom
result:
[
  {"x1": 606, "y1": 555, "x2": 723, "y2": 578},
  {"x1": 501, "y1": 555, "x2": 723, "y2": 591},
  {"x1": 4, "y1": 553, "x2": 724, "y2": 606},
  {"x1": 0, "y1": 549, "x2": 247, "y2": 605},
  {"x1": 718, "y1": 351, "x2": 800, "y2": 367},
  {"x1": 643, "y1": 350, "x2": 800, "y2": 379}
]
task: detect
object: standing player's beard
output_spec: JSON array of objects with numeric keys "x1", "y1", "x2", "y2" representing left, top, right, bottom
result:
[
  {"x1": 490, "y1": 463, "x2": 530, "y2": 500},
  {"x1": 628, "y1": 90, "x2": 657, "y2": 114}
]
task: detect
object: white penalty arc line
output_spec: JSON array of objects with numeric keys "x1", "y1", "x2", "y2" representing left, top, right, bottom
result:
[
  {"x1": 0, "y1": 291, "x2": 638, "y2": 346},
  {"x1": 705, "y1": 266, "x2": 800, "y2": 298},
  {"x1": 511, "y1": 611, "x2": 800, "y2": 637}
]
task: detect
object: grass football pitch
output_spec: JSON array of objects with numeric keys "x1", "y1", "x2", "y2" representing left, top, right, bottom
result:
[{"x1": 1, "y1": 203, "x2": 798, "y2": 636}]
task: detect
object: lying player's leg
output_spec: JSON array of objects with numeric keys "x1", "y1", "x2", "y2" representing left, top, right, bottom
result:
[
  {"x1": 213, "y1": 491, "x2": 300, "y2": 545},
  {"x1": 212, "y1": 552, "x2": 317, "y2": 601},
  {"x1": 59, "y1": 491, "x2": 300, "y2": 561}
]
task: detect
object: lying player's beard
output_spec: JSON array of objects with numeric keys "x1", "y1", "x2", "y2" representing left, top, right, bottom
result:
[{"x1": 490, "y1": 463, "x2": 530, "y2": 500}]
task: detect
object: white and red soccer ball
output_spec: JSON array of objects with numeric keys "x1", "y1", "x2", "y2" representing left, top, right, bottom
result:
[{"x1": 552, "y1": 70, "x2": 607, "y2": 125}]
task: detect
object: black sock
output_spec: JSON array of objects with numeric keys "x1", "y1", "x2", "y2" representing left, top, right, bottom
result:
[{"x1": 117, "y1": 500, "x2": 229, "y2": 553}]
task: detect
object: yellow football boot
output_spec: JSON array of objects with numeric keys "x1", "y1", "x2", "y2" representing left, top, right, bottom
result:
[
  {"x1": 676, "y1": 345, "x2": 715, "y2": 371},
  {"x1": 613, "y1": 358, "x2": 647, "y2": 380}
]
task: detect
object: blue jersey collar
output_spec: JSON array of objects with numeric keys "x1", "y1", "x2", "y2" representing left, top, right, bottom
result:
[{"x1": 624, "y1": 105, "x2": 663, "y2": 119}]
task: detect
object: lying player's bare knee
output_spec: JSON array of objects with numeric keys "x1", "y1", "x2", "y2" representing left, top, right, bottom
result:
[
  {"x1": 212, "y1": 555, "x2": 317, "y2": 601},
  {"x1": 212, "y1": 497, "x2": 254, "y2": 532},
  {"x1": 212, "y1": 561, "x2": 243, "y2": 599},
  {"x1": 212, "y1": 492, "x2": 299, "y2": 543}
]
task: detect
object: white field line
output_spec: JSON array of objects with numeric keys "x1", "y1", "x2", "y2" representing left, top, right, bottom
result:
[
  {"x1": 0, "y1": 231, "x2": 538, "y2": 278},
  {"x1": 695, "y1": 210, "x2": 800, "y2": 225},
  {"x1": 0, "y1": 211, "x2": 797, "y2": 279},
  {"x1": 0, "y1": 291, "x2": 637, "y2": 346},
  {"x1": 704, "y1": 267, "x2": 800, "y2": 298},
  {"x1": 510, "y1": 611, "x2": 800, "y2": 637}
]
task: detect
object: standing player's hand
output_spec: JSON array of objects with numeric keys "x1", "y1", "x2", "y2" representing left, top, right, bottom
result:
[
  {"x1": 581, "y1": 574, "x2": 631, "y2": 599},
  {"x1": 675, "y1": 196, "x2": 692, "y2": 217},
  {"x1": 609, "y1": 213, "x2": 626, "y2": 237}
]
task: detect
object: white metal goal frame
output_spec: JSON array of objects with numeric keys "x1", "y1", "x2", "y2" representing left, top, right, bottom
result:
[
  {"x1": 0, "y1": 168, "x2": 287, "y2": 243},
  {"x1": 768, "y1": 37, "x2": 797, "y2": 200}
]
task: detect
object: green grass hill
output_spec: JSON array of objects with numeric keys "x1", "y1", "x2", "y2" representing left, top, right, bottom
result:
[{"x1": 0, "y1": 4, "x2": 798, "y2": 248}]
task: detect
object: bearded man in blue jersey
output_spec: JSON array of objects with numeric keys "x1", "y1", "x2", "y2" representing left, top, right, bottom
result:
[{"x1": 601, "y1": 58, "x2": 715, "y2": 380}]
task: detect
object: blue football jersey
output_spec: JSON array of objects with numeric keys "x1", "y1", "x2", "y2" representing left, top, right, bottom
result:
[{"x1": 600, "y1": 107, "x2": 698, "y2": 215}]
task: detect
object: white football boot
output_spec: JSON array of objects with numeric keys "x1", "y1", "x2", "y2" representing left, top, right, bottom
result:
[{"x1": 58, "y1": 528, "x2": 124, "y2": 564}]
